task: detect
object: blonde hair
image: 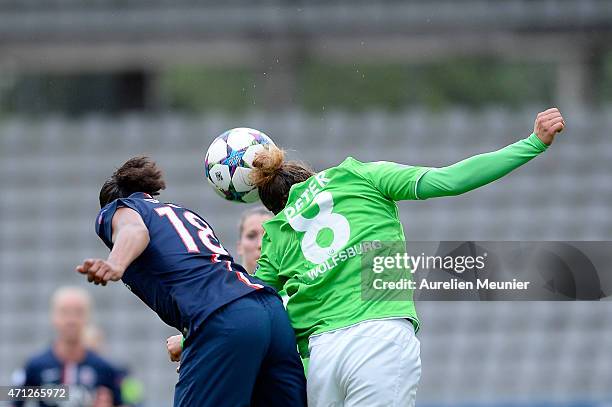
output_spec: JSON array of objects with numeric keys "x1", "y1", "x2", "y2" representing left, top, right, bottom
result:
[
  {"x1": 51, "y1": 286, "x2": 92, "y2": 311},
  {"x1": 238, "y1": 206, "x2": 271, "y2": 236}
]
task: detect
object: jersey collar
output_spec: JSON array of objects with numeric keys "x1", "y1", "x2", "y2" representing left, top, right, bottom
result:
[{"x1": 129, "y1": 192, "x2": 154, "y2": 199}]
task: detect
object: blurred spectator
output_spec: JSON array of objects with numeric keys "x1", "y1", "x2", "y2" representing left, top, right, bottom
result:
[
  {"x1": 12, "y1": 286, "x2": 123, "y2": 407},
  {"x1": 85, "y1": 326, "x2": 144, "y2": 407},
  {"x1": 236, "y1": 207, "x2": 272, "y2": 275}
]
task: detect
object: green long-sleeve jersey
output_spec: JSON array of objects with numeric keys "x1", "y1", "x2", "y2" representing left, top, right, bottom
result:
[{"x1": 256, "y1": 133, "x2": 548, "y2": 357}]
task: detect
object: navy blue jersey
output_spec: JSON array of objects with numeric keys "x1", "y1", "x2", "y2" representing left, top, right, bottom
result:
[
  {"x1": 95, "y1": 192, "x2": 274, "y2": 338},
  {"x1": 12, "y1": 347, "x2": 122, "y2": 407}
]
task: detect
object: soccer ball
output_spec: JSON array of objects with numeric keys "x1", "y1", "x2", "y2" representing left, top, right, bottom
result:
[{"x1": 204, "y1": 128, "x2": 276, "y2": 203}]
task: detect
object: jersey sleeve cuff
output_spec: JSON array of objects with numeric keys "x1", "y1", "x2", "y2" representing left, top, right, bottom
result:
[{"x1": 528, "y1": 132, "x2": 549, "y2": 152}]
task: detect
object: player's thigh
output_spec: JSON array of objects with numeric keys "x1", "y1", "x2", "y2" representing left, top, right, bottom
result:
[
  {"x1": 251, "y1": 293, "x2": 307, "y2": 407},
  {"x1": 251, "y1": 357, "x2": 307, "y2": 407},
  {"x1": 343, "y1": 319, "x2": 421, "y2": 407},
  {"x1": 174, "y1": 296, "x2": 270, "y2": 407},
  {"x1": 307, "y1": 319, "x2": 421, "y2": 407},
  {"x1": 306, "y1": 331, "x2": 347, "y2": 407}
]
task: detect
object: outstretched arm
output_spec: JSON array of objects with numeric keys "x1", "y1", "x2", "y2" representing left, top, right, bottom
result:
[
  {"x1": 76, "y1": 207, "x2": 150, "y2": 285},
  {"x1": 417, "y1": 108, "x2": 565, "y2": 199}
]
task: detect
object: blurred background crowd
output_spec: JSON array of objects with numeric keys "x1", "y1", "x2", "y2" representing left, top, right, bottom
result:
[{"x1": 0, "y1": 1, "x2": 611, "y2": 406}]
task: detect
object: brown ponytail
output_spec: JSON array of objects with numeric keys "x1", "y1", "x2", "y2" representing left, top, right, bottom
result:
[
  {"x1": 99, "y1": 156, "x2": 166, "y2": 207},
  {"x1": 251, "y1": 146, "x2": 314, "y2": 214}
]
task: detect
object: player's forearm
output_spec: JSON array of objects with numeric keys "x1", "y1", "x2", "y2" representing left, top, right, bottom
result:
[
  {"x1": 416, "y1": 133, "x2": 548, "y2": 199},
  {"x1": 108, "y1": 224, "x2": 150, "y2": 272}
]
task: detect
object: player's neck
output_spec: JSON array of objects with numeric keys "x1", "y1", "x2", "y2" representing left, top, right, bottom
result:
[{"x1": 53, "y1": 340, "x2": 86, "y2": 363}]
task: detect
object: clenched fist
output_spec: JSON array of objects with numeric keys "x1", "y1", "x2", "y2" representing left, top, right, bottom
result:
[
  {"x1": 166, "y1": 334, "x2": 183, "y2": 362},
  {"x1": 534, "y1": 107, "x2": 565, "y2": 146}
]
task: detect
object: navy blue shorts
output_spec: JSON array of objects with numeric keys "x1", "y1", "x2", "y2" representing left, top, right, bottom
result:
[{"x1": 173, "y1": 290, "x2": 307, "y2": 407}]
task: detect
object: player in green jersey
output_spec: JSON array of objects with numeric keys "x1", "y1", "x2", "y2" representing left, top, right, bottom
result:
[{"x1": 250, "y1": 108, "x2": 565, "y2": 407}]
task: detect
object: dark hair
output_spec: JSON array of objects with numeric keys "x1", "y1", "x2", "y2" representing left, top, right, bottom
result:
[
  {"x1": 99, "y1": 156, "x2": 166, "y2": 208},
  {"x1": 250, "y1": 146, "x2": 314, "y2": 214}
]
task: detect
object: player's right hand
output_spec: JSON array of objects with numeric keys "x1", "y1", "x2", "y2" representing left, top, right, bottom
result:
[
  {"x1": 75, "y1": 258, "x2": 125, "y2": 286},
  {"x1": 534, "y1": 107, "x2": 565, "y2": 146},
  {"x1": 166, "y1": 334, "x2": 183, "y2": 362}
]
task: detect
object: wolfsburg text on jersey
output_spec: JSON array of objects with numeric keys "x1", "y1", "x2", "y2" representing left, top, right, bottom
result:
[{"x1": 307, "y1": 241, "x2": 382, "y2": 280}]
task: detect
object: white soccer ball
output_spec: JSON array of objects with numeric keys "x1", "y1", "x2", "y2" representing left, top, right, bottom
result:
[{"x1": 204, "y1": 128, "x2": 275, "y2": 203}]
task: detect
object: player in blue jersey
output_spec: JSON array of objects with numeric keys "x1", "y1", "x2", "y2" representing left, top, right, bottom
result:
[
  {"x1": 75, "y1": 156, "x2": 306, "y2": 407},
  {"x1": 165, "y1": 207, "x2": 273, "y2": 366},
  {"x1": 12, "y1": 286, "x2": 123, "y2": 407}
]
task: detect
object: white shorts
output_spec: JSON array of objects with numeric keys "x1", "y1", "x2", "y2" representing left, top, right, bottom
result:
[{"x1": 307, "y1": 318, "x2": 421, "y2": 407}]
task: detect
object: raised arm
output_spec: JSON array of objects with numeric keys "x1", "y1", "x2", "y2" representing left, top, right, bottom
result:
[
  {"x1": 76, "y1": 207, "x2": 150, "y2": 285},
  {"x1": 417, "y1": 107, "x2": 565, "y2": 199}
]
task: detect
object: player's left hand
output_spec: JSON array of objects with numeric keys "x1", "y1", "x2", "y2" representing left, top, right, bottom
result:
[
  {"x1": 166, "y1": 334, "x2": 183, "y2": 362},
  {"x1": 75, "y1": 259, "x2": 126, "y2": 286},
  {"x1": 533, "y1": 107, "x2": 565, "y2": 145}
]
